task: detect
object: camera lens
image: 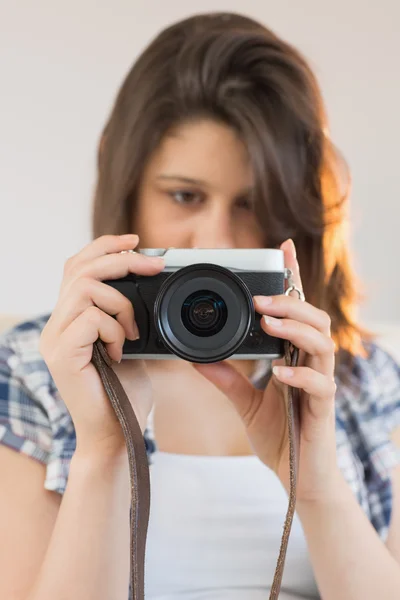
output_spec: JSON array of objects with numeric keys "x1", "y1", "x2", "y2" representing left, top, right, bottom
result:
[
  {"x1": 181, "y1": 291, "x2": 228, "y2": 337},
  {"x1": 154, "y1": 263, "x2": 254, "y2": 363}
]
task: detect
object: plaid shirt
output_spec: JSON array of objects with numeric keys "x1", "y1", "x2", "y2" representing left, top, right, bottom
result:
[{"x1": 1, "y1": 315, "x2": 400, "y2": 542}]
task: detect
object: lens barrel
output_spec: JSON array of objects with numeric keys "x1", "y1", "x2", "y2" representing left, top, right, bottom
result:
[{"x1": 154, "y1": 263, "x2": 254, "y2": 363}]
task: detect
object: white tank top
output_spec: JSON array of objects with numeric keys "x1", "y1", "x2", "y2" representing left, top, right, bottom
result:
[{"x1": 144, "y1": 450, "x2": 320, "y2": 599}]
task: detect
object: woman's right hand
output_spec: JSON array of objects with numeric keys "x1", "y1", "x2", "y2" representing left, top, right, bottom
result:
[{"x1": 39, "y1": 234, "x2": 165, "y2": 456}]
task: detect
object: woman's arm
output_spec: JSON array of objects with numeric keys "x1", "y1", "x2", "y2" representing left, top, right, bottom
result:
[
  {"x1": 27, "y1": 447, "x2": 131, "y2": 600},
  {"x1": 296, "y1": 468, "x2": 400, "y2": 600},
  {"x1": 196, "y1": 239, "x2": 400, "y2": 598},
  {"x1": 24, "y1": 233, "x2": 160, "y2": 599}
]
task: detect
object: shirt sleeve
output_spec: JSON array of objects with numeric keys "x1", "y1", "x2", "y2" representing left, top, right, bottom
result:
[
  {"x1": 0, "y1": 343, "x2": 52, "y2": 462},
  {"x1": 0, "y1": 332, "x2": 76, "y2": 494},
  {"x1": 357, "y1": 343, "x2": 400, "y2": 539},
  {"x1": 373, "y1": 346, "x2": 400, "y2": 435}
]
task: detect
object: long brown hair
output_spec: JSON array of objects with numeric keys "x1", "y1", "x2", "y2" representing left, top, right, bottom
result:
[{"x1": 92, "y1": 12, "x2": 370, "y2": 356}]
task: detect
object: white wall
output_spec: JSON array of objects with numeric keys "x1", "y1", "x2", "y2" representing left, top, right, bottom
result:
[{"x1": 1, "y1": 0, "x2": 399, "y2": 326}]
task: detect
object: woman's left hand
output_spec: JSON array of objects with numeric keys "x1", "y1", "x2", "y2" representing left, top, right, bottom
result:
[{"x1": 194, "y1": 238, "x2": 342, "y2": 503}]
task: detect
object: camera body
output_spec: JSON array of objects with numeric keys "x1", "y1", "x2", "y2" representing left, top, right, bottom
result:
[{"x1": 104, "y1": 248, "x2": 286, "y2": 364}]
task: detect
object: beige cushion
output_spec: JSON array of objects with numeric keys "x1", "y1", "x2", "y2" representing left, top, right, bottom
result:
[{"x1": 0, "y1": 315, "x2": 26, "y2": 334}]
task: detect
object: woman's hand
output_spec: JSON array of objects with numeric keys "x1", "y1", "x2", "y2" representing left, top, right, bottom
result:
[
  {"x1": 194, "y1": 238, "x2": 340, "y2": 503},
  {"x1": 40, "y1": 234, "x2": 165, "y2": 457}
]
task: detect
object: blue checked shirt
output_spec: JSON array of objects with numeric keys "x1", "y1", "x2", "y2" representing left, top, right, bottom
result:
[{"x1": 1, "y1": 315, "x2": 400, "y2": 541}]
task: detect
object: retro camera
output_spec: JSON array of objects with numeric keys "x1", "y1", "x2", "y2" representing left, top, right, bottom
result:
[{"x1": 104, "y1": 248, "x2": 286, "y2": 364}]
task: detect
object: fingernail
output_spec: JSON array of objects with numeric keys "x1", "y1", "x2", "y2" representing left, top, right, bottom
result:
[
  {"x1": 151, "y1": 257, "x2": 165, "y2": 267},
  {"x1": 127, "y1": 323, "x2": 140, "y2": 341},
  {"x1": 120, "y1": 233, "x2": 138, "y2": 240},
  {"x1": 263, "y1": 315, "x2": 282, "y2": 328},
  {"x1": 287, "y1": 238, "x2": 297, "y2": 259},
  {"x1": 260, "y1": 296, "x2": 273, "y2": 305},
  {"x1": 273, "y1": 366, "x2": 294, "y2": 378}
]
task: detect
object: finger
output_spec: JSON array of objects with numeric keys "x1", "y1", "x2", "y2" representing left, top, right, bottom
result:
[
  {"x1": 261, "y1": 316, "x2": 335, "y2": 374},
  {"x1": 60, "y1": 306, "x2": 126, "y2": 364},
  {"x1": 280, "y1": 238, "x2": 303, "y2": 294},
  {"x1": 193, "y1": 361, "x2": 262, "y2": 425},
  {"x1": 65, "y1": 234, "x2": 140, "y2": 271},
  {"x1": 48, "y1": 278, "x2": 139, "y2": 340},
  {"x1": 253, "y1": 294, "x2": 331, "y2": 336},
  {"x1": 61, "y1": 250, "x2": 165, "y2": 296},
  {"x1": 272, "y1": 365, "x2": 336, "y2": 418}
]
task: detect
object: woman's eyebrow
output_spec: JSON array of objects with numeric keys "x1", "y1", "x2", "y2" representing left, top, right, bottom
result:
[
  {"x1": 156, "y1": 174, "x2": 207, "y2": 186},
  {"x1": 156, "y1": 174, "x2": 255, "y2": 196}
]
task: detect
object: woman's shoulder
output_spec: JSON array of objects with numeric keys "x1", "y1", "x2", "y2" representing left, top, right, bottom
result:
[
  {"x1": 0, "y1": 314, "x2": 55, "y2": 409},
  {"x1": 0, "y1": 314, "x2": 51, "y2": 373},
  {"x1": 336, "y1": 339, "x2": 400, "y2": 429}
]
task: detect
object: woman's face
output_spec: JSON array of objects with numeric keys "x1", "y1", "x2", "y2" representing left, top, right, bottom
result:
[{"x1": 133, "y1": 119, "x2": 265, "y2": 249}]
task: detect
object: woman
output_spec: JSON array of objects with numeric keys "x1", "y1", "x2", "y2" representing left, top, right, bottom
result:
[{"x1": 1, "y1": 11, "x2": 400, "y2": 600}]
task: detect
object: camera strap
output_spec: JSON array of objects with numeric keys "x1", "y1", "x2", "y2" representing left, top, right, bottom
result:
[{"x1": 91, "y1": 337, "x2": 300, "y2": 600}]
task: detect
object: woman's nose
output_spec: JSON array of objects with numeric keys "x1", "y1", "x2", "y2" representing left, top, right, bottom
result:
[{"x1": 190, "y1": 209, "x2": 237, "y2": 249}]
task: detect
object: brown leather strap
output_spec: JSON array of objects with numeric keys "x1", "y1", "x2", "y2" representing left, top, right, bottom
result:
[
  {"x1": 92, "y1": 340, "x2": 150, "y2": 600},
  {"x1": 91, "y1": 339, "x2": 300, "y2": 599},
  {"x1": 269, "y1": 341, "x2": 301, "y2": 599}
]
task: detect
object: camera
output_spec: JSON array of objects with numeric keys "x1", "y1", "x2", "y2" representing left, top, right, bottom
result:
[{"x1": 104, "y1": 248, "x2": 287, "y2": 364}]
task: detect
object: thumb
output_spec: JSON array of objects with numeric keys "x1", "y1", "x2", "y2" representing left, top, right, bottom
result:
[{"x1": 193, "y1": 361, "x2": 259, "y2": 422}]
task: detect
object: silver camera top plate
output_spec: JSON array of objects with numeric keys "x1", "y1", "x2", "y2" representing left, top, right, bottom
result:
[{"x1": 139, "y1": 248, "x2": 285, "y2": 272}]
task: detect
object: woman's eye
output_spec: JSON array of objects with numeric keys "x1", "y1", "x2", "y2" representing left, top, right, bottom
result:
[
  {"x1": 235, "y1": 196, "x2": 253, "y2": 211},
  {"x1": 169, "y1": 190, "x2": 201, "y2": 205}
]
